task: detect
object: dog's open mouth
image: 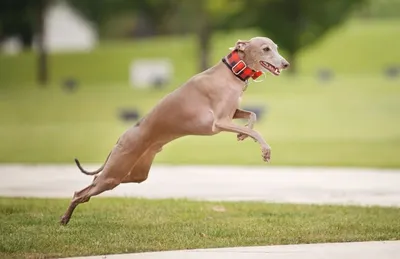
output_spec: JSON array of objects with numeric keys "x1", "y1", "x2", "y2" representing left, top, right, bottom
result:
[{"x1": 260, "y1": 61, "x2": 280, "y2": 76}]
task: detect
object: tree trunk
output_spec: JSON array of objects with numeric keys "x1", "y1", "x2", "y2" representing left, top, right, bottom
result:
[
  {"x1": 37, "y1": 0, "x2": 48, "y2": 86},
  {"x1": 198, "y1": 22, "x2": 211, "y2": 72},
  {"x1": 20, "y1": 23, "x2": 34, "y2": 49},
  {"x1": 197, "y1": 2, "x2": 211, "y2": 72},
  {"x1": 287, "y1": 51, "x2": 296, "y2": 75}
]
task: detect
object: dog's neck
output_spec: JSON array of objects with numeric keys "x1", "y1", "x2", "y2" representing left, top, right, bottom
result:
[{"x1": 222, "y1": 50, "x2": 262, "y2": 82}]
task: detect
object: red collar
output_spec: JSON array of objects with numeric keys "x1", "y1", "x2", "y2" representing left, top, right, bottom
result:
[{"x1": 222, "y1": 50, "x2": 263, "y2": 82}]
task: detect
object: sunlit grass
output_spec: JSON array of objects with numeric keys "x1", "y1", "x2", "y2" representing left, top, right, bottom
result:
[{"x1": 0, "y1": 197, "x2": 399, "y2": 259}]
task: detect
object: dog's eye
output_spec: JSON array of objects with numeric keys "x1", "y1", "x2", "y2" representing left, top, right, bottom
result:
[{"x1": 263, "y1": 47, "x2": 270, "y2": 52}]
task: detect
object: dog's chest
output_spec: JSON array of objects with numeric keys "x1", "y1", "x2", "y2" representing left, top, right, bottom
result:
[
  {"x1": 238, "y1": 96, "x2": 243, "y2": 105},
  {"x1": 227, "y1": 92, "x2": 244, "y2": 118},
  {"x1": 212, "y1": 80, "x2": 245, "y2": 119},
  {"x1": 237, "y1": 87, "x2": 246, "y2": 104}
]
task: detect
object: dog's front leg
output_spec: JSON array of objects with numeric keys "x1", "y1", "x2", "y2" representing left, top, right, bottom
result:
[
  {"x1": 215, "y1": 120, "x2": 271, "y2": 162},
  {"x1": 233, "y1": 109, "x2": 257, "y2": 141}
]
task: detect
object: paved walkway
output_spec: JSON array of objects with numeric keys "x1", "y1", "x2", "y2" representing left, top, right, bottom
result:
[
  {"x1": 64, "y1": 241, "x2": 400, "y2": 259},
  {"x1": 0, "y1": 164, "x2": 399, "y2": 207},
  {"x1": 1, "y1": 165, "x2": 399, "y2": 259}
]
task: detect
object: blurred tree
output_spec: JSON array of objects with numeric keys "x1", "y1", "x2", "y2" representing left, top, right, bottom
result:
[
  {"x1": 0, "y1": 0, "x2": 36, "y2": 47},
  {"x1": 234, "y1": 0, "x2": 366, "y2": 73},
  {"x1": 173, "y1": 0, "x2": 244, "y2": 71},
  {"x1": 0, "y1": 0, "x2": 49, "y2": 85},
  {"x1": 0, "y1": 0, "x2": 368, "y2": 79},
  {"x1": 36, "y1": 0, "x2": 48, "y2": 85},
  {"x1": 198, "y1": 0, "x2": 244, "y2": 71},
  {"x1": 67, "y1": 0, "x2": 177, "y2": 38},
  {"x1": 68, "y1": 0, "x2": 243, "y2": 72},
  {"x1": 355, "y1": 0, "x2": 400, "y2": 18}
]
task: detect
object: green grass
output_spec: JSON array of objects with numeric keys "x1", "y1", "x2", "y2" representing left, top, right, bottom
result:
[
  {"x1": 0, "y1": 197, "x2": 399, "y2": 259},
  {"x1": 0, "y1": 76, "x2": 399, "y2": 167},
  {"x1": 0, "y1": 19, "x2": 399, "y2": 167}
]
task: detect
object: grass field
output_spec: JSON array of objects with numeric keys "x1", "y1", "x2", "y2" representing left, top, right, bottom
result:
[
  {"x1": 0, "y1": 19, "x2": 399, "y2": 167},
  {"x1": 0, "y1": 197, "x2": 399, "y2": 259},
  {"x1": 0, "y1": 76, "x2": 399, "y2": 167}
]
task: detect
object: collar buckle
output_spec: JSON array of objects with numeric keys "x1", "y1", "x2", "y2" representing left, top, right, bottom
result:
[{"x1": 231, "y1": 60, "x2": 247, "y2": 75}]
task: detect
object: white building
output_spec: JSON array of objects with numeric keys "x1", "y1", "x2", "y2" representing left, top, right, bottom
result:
[
  {"x1": 40, "y1": 0, "x2": 98, "y2": 53},
  {"x1": 1, "y1": 0, "x2": 98, "y2": 55}
]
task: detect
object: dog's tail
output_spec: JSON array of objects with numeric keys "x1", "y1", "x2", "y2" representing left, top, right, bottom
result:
[{"x1": 74, "y1": 151, "x2": 111, "y2": 176}]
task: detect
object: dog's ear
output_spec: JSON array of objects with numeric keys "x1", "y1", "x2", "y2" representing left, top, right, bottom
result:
[{"x1": 229, "y1": 39, "x2": 249, "y2": 51}]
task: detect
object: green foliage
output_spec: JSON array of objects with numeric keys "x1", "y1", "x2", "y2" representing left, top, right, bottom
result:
[
  {"x1": 0, "y1": 0, "x2": 42, "y2": 46},
  {"x1": 355, "y1": 0, "x2": 400, "y2": 18},
  {"x1": 173, "y1": 0, "x2": 244, "y2": 31},
  {"x1": 0, "y1": 0, "x2": 371, "y2": 71},
  {"x1": 235, "y1": 0, "x2": 366, "y2": 71},
  {"x1": 165, "y1": 0, "x2": 245, "y2": 70},
  {"x1": 68, "y1": 0, "x2": 179, "y2": 36}
]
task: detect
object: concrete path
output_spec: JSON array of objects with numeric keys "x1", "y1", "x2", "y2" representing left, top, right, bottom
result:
[
  {"x1": 63, "y1": 241, "x2": 400, "y2": 259},
  {"x1": 1, "y1": 164, "x2": 399, "y2": 259},
  {"x1": 0, "y1": 164, "x2": 399, "y2": 207}
]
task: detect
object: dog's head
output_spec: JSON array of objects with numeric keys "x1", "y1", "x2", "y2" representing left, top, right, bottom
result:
[{"x1": 229, "y1": 37, "x2": 289, "y2": 76}]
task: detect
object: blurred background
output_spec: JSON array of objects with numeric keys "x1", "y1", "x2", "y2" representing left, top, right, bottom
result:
[{"x1": 0, "y1": 0, "x2": 399, "y2": 168}]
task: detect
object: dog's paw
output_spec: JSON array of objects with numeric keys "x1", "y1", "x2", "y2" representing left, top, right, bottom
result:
[
  {"x1": 261, "y1": 146, "x2": 271, "y2": 162},
  {"x1": 237, "y1": 133, "x2": 248, "y2": 141},
  {"x1": 59, "y1": 215, "x2": 70, "y2": 226}
]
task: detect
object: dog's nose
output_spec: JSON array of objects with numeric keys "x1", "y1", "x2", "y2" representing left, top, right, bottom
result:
[{"x1": 282, "y1": 61, "x2": 290, "y2": 69}]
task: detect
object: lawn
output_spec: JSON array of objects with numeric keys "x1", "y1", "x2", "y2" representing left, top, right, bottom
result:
[
  {"x1": 0, "y1": 197, "x2": 399, "y2": 259},
  {"x1": 0, "y1": 75, "x2": 399, "y2": 167},
  {"x1": 0, "y1": 19, "x2": 399, "y2": 167}
]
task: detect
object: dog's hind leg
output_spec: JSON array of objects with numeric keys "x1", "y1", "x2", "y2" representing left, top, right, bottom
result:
[
  {"x1": 60, "y1": 131, "x2": 148, "y2": 225},
  {"x1": 121, "y1": 147, "x2": 161, "y2": 184},
  {"x1": 60, "y1": 146, "x2": 158, "y2": 225},
  {"x1": 59, "y1": 183, "x2": 99, "y2": 225}
]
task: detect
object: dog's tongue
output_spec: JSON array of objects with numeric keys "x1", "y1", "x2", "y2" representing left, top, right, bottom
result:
[{"x1": 252, "y1": 71, "x2": 263, "y2": 80}]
